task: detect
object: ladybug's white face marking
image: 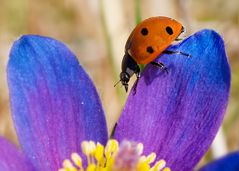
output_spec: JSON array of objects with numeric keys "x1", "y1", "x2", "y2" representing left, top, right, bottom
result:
[{"x1": 126, "y1": 68, "x2": 135, "y2": 77}]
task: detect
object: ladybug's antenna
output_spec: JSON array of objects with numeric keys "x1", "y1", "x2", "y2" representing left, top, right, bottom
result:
[
  {"x1": 114, "y1": 80, "x2": 128, "y2": 92},
  {"x1": 114, "y1": 80, "x2": 121, "y2": 87}
]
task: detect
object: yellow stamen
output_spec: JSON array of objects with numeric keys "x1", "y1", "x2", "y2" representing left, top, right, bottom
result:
[
  {"x1": 94, "y1": 142, "x2": 105, "y2": 167},
  {"x1": 62, "y1": 159, "x2": 78, "y2": 171},
  {"x1": 150, "y1": 159, "x2": 166, "y2": 171},
  {"x1": 105, "y1": 139, "x2": 119, "y2": 158},
  {"x1": 71, "y1": 153, "x2": 84, "y2": 170},
  {"x1": 59, "y1": 139, "x2": 170, "y2": 171},
  {"x1": 137, "y1": 143, "x2": 144, "y2": 155},
  {"x1": 162, "y1": 167, "x2": 171, "y2": 171},
  {"x1": 146, "y1": 153, "x2": 156, "y2": 164}
]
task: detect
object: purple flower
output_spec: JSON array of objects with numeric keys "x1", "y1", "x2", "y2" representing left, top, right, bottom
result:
[{"x1": 1, "y1": 29, "x2": 230, "y2": 171}]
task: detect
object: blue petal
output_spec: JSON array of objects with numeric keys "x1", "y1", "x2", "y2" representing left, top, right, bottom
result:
[
  {"x1": 7, "y1": 35, "x2": 108, "y2": 170},
  {"x1": 114, "y1": 29, "x2": 231, "y2": 170},
  {"x1": 0, "y1": 137, "x2": 35, "y2": 171},
  {"x1": 199, "y1": 152, "x2": 239, "y2": 171}
]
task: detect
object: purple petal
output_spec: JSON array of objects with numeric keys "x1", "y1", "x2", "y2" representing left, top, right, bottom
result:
[
  {"x1": 7, "y1": 35, "x2": 108, "y2": 170},
  {"x1": 0, "y1": 137, "x2": 35, "y2": 171},
  {"x1": 114, "y1": 29, "x2": 230, "y2": 170},
  {"x1": 199, "y1": 152, "x2": 239, "y2": 171}
]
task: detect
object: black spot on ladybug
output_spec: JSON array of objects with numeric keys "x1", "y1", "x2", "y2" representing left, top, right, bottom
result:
[
  {"x1": 141, "y1": 28, "x2": 148, "y2": 36},
  {"x1": 166, "y1": 26, "x2": 173, "y2": 35},
  {"x1": 147, "y1": 46, "x2": 154, "y2": 54}
]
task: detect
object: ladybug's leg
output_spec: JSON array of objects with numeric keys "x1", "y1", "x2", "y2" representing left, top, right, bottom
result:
[
  {"x1": 135, "y1": 66, "x2": 141, "y2": 79},
  {"x1": 163, "y1": 50, "x2": 191, "y2": 58},
  {"x1": 133, "y1": 65, "x2": 141, "y2": 94},
  {"x1": 150, "y1": 61, "x2": 168, "y2": 74}
]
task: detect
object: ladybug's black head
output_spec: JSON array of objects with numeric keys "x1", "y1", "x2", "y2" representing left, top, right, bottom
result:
[
  {"x1": 120, "y1": 72, "x2": 130, "y2": 92},
  {"x1": 115, "y1": 52, "x2": 140, "y2": 92},
  {"x1": 114, "y1": 51, "x2": 140, "y2": 92}
]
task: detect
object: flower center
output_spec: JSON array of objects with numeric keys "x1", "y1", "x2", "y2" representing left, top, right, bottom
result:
[{"x1": 58, "y1": 139, "x2": 170, "y2": 171}]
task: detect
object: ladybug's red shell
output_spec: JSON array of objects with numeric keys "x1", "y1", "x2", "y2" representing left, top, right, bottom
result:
[{"x1": 126, "y1": 16, "x2": 183, "y2": 64}]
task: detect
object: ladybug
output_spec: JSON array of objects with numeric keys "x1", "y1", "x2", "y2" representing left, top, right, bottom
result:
[{"x1": 115, "y1": 16, "x2": 190, "y2": 92}]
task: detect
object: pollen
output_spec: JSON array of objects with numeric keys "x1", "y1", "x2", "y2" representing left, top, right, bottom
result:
[{"x1": 59, "y1": 139, "x2": 170, "y2": 171}]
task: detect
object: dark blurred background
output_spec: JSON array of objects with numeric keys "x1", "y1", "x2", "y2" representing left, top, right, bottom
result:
[{"x1": 0, "y1": 0, "x2": 238, "y2": 168}]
